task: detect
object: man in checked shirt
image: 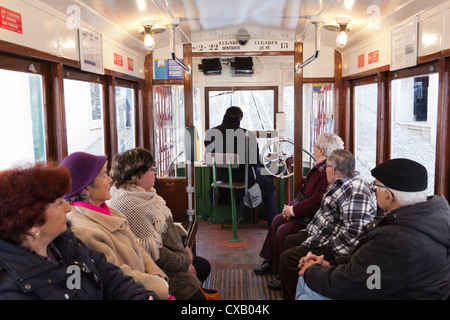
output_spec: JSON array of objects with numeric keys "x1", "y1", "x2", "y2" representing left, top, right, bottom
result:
[{"x1": 277, "y1": 149, "x2": 377, "y2": 300}]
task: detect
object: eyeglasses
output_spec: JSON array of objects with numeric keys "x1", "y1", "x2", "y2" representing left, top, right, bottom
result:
[
  {"x1": 369, "y1": 181, "x2": 388, "y2": 192},
  {"x1": 324, "y1": 164, "x2": 334, "y2": 169}
]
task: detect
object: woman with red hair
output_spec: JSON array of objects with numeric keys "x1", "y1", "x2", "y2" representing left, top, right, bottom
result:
[{"x1": 0, "y1": 164, "x2": 158, "y2": 300}]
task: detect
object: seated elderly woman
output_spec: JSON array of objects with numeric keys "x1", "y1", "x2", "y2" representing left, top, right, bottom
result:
[
  {"x1": 0, "y1": 164, "x2": 158, "y2": 300},
  {"x1": 59, "y1": 152, "x2": 170, "y2": 300},
  {"x1": 107, "y1": 148, "x2": 211, "y2": 300},
  {"x1": 254, "y1": 132, "x2": 344, "y2": 290}
]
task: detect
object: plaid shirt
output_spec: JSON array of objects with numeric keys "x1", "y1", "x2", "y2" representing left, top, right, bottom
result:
[{"x1": 303, "y1": 172, "x2": 377, "y2": 256}]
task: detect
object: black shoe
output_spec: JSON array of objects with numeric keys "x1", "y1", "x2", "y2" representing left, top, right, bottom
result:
[
  {"x1": 253, "y1": 261, "x2": 272, "y2": 275},
  {"x1": 267, "y1": 278, "x2": 281, "y2": 290},
  {"x1": 238, "y1": 217, "x2": 249, "y2": 224}
]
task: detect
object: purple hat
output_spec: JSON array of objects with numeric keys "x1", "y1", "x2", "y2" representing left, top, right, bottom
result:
[{"x1": 59, "y1": 152, "x2": 107, "y2": 201}]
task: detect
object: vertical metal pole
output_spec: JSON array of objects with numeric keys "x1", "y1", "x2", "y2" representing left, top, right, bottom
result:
[{"x1": 227, "y1": 155, "x2": 243, "y2": 242}]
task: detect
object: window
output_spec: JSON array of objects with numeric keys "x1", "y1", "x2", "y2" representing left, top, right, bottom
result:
[
  {"x1": 116, "y1": 86, "x2": 135, "y2": 152},
  {"x1": 208, "y1": 89, "x2": 275, "y2": 131},
  {"x1": 206, "y1": 87, "x2": 277, "y2": 157},
  {"x1": 354, "y1": 83, "x2": 378, "y2": 182},
  {"x1": 390, "y1": 73, "x2": 438, "y2": 195},
  {"x1": 64, "y1": 79, "x2": 105, "y2": 155},
  {"x1": 153, "y1": 85, "x2": 185, "y2": 177},
  {"x1": 284, "y1": 83, "x2": 335, "y2": 167},
  {"x1": 0, "y1": 69, "x2": 46, "y2": 169}
]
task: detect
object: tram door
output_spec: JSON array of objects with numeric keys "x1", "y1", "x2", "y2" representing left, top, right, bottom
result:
[{"x1": 153, "y1": 85, "x2": 189, "y2": 222}]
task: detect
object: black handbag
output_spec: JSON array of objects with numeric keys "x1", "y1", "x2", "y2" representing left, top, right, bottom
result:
[{"x1": 290, "y1": 190, "x2": 313, "y2": 225}]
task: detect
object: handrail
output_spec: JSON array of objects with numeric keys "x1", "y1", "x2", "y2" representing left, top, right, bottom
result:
[
  {"x1": 296, "y1": 20, "x2": 323, "y2": 72},
  {"x1": 167, "y1": 23, "x2": 191, "y2": 75}
]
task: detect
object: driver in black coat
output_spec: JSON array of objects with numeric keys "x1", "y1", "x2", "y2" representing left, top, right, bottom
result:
[{"x1": 204, "y1": 106, "x2": 278, "y2": 226}]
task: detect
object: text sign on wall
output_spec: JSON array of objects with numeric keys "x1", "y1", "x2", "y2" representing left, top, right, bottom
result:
[
  {"x1": 113, "y1": 53, "x2": 123, "y2": 67},
  {"x1": 368, "y1": 50, "x2": 379, "y2": 64},
  {"x1": 358, "y1": 54, "x2": 365, "y2": 68},
  {"x1": 192, "y1": 39, "x2": 293, "y2": 53},
  {"x1": 0, "y1": 6, "x2": 23, "y2": 34},
  {"x1": 127, "y1": 58, "x2": 134, "y2": 71},
  {"x1": 79, "y1": 27, "x2": 104, "y2": 75},
  {"x1": 154, "y1": 59, "x2": 184, "y2": 80},
  {"x1": 391, "y1": 19, "x2": 417, "y2": 71}
]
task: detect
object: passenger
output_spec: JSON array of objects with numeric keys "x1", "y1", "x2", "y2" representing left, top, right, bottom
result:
[
  {"x1": 204, "y1": 106, "x2": 278, "y2": 226},
  {"x1": 296, "y1": 158, "x2": 450, "y2": 300},
  {"x1": 0, "y1": 164, "x2": 158, "y2": 300},
  {"x1": 107, "y1": 148, "x2": 211, "y2": 300},
  {"x1": 59, "y1": 152, "x2": 170, "y2": 300},
  {"x1": 278, "y1": 149, "x2": 377, "y2": 299},
  {"x1": 254, "y1": 132, "x2": 344, "y2": 286}
]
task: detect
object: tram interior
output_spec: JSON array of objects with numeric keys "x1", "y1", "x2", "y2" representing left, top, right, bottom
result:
[{"x1": 1, "y1": 0, "x2": 450, "y2": 300}]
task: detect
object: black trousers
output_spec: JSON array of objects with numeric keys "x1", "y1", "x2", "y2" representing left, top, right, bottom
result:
[
  {"x1": 193, "y1": 255, "x2": 211, "y2": 284},
  {"x1": 279, "y1": 231, "x2": 334, "y2": 300}
]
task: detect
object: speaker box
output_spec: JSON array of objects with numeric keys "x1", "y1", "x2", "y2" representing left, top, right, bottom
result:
[
  {"x1": 232, "y1": 57, "x2": 253, "y2": 74},
  {"x1": 199, "y1": 58, "x2": 222, "y2": 75}
]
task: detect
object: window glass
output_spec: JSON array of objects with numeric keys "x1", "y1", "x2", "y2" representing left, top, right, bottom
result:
[
  {"x1": 390, "y1": 73, "x2": 438, "y2": 195},
  {"x1": 284, "y1": 83, "x2": 335, "y2": 168},
  {"x1": 116, "y1": 86, "x2": 135, "y2": 152},
  {"x1": 153, "y1": 85, "x2": 185, "y2": 177},
  {"x1": 354, "y1": 83, "x2": 378, "y2": 182},
  {"x1": 208, "y1": 89, "x2": 274, "y2": 131},
  {"x1": 64, "y1": 79, "x2": 105, "y2": 155},
  {"x1": 208, "y1": 89, "x2": 275, "y2": 156},
  {"x1": 0, "y1": 69, "x2": 46, "y2": 169}
]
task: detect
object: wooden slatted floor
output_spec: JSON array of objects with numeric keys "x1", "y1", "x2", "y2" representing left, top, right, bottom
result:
[
  {"x1": 196, "y1": 219, "x2": 283, "y2": 300},
  {"x1": 203, "y1": 268, "x2": 282, "y2": 300}
]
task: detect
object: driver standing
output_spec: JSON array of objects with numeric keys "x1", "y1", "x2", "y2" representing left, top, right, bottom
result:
[{"x1": 204, "y1": 106, "x2": 278, "y2": 226}]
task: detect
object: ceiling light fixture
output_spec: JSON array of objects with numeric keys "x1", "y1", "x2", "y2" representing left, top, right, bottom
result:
[
  {"x1": 324, "y1": 17, "x2": 350, "y2": 48},
  {"x1": 141, "y1": 20, "x2": 166, "y2": 51}
]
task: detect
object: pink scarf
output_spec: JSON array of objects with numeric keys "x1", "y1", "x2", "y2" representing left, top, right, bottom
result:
[{"x1": 71, "y1": 201, "x2": 113, "y2": 216}]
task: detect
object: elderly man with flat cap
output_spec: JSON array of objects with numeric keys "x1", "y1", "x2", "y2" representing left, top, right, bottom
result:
[{"x1": 295, "y1": 158, "x2": 450, "y2": 300}]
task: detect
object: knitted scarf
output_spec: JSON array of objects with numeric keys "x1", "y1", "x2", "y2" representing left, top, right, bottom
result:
[{"x1": 107, "y1": 185, "x2": 172, "y2": 261}]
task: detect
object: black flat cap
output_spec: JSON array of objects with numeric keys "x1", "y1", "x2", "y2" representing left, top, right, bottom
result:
[{"x1": 371, "y1": 158, "x2": 427, "y2": 192}]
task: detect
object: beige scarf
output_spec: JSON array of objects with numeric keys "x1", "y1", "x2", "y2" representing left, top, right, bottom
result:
[{"x1": 107, "y1": 185, "x2": 172, "y2": 261}]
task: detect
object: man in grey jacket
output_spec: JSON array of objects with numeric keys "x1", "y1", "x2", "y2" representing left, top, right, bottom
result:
[{"x1": 296, "y1": 158, "x2": 450, "y2": 300}]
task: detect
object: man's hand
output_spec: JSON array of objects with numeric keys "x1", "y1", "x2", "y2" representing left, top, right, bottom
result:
[{"x1": 298, "y1": 251, "x2": 330, "y2": 276}]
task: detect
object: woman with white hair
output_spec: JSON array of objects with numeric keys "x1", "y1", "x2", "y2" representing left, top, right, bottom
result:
[{"x1": 254, "y1": 132, "x2": 344, "y2": 290}]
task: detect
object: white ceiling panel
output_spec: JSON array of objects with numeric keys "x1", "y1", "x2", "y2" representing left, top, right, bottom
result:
[{"x1": 34, "y1": 0, "x2": 449, "y2": 54}]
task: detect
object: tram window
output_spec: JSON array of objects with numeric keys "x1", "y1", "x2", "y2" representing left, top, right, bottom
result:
[
  {"x1": 194, "y1": 86, "x2": 202, "y2": 141},
  {"x1": 283, "y1": 83, "x2": 335, "y2": 166},
  {"x1": 208, "y1": 88, "x2": 275, "y2": 152},
  {"x1": 116, "y1": 86, "x2": 135, "y2": 152},
  {"x1": 208, "y1": 89, "x2": 274, "y2": 131},
  {"x1": 354, "y1": 83, "x2": 378, "y2": 182},
  {"x1": 0, "y1": 69, "x2": 46, "y2": 169},
  {"x1": 154, "y1": 85, "x2": 185, "y2": 177},
  {"x1": 64, "y1": 79, "x2": 105, "y2": 155},
  {"x1": 390, "y1": 73, "x2": 438, "y2": 195}
]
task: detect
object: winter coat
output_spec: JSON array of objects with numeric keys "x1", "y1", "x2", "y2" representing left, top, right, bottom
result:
[
  {"x1": 304, "y1": 195, "x2": 450, "y2": 299},
  {"x1": 67, "y1": 205, "x2": 170, "y2": 299},
  {"x1": 107, "y1": 185, "x2": 202, "y2": 300},
  {"x1": 0, "y1": 229, "x2": 156, "y2": 300},
  {"x1": 204, "y1": 115, "x2": 275, "y2": 197}
]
